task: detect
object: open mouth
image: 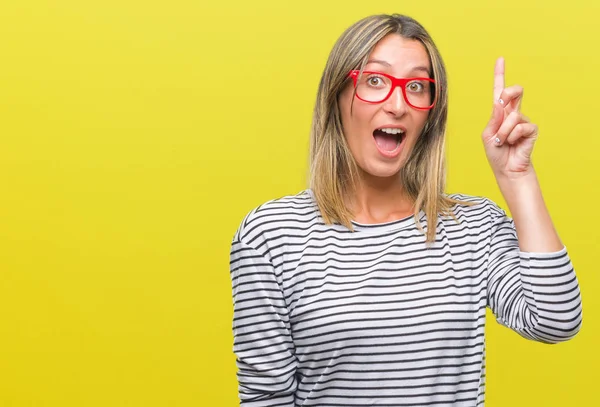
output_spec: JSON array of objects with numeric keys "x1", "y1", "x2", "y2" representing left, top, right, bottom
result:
[{"x1": 373, "y1": 128, "x2": 405, "y2": 153}]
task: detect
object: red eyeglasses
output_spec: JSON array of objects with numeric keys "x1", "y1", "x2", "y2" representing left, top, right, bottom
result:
[{"x1": 348, "y1": 70, "x2": 436, "y2": 110}]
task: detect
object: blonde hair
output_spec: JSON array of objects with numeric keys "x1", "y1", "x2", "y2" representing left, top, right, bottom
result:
[{"x1": 309, "y1": 14, "x2": 469, "y2": 243}]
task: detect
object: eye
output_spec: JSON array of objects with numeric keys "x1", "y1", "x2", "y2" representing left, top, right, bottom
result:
[
  {"x1": 406, "y1": 81, "x2": 425, "y2": 93},
  {"x1": 366, "y1": 75, "x2": 386, "y2": 87}
]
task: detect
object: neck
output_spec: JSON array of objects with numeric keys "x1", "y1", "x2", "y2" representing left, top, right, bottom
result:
[{"x1": 347, "y1": 170, "x2": 415, "y2": 224}]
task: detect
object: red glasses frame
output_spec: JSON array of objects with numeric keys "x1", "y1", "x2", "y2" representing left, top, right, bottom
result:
[{"x1": 348, "y1": 70, "x2": 436, "y2": 110}]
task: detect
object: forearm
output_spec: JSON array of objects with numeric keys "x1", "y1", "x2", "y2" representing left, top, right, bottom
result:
[
  {"x1": 495, "y1": 167, "x2": 564, "y2": 253},
  {"x1": 231, "y1": 238, "x2": 298, "y2": 405}
]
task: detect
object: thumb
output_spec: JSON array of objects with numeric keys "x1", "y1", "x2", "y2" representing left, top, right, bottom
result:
[{"x1": 482, "y1": 102, "x2": 504, "y2": 144}]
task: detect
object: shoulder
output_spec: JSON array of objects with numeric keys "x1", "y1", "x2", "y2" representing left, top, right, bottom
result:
[
  {"x1": 445, "y1": 192, "x2": 507, "y2": 220},
  {"x1": 233, "y1": 189, "x2": 319, "y2": 244}
]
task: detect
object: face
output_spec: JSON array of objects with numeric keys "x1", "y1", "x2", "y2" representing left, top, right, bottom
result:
[{"x1": 339, "y1": 34, "x2": 432, "y2": 180}]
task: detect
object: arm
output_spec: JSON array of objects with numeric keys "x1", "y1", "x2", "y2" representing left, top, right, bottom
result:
[
  {"x1": 487, "y1": 203, "x2": 582, "y2": 343},
  {"x1": 230, "y1": 238, "x2": 297, "y2": 406},
  {"x1": 482, "y1": 58, "x2": 582, "y2": 342}
]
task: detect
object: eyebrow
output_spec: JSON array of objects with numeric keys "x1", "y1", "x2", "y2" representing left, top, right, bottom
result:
[{"x1": 366, "y1": 59, "x2": 431, "y2": 75}]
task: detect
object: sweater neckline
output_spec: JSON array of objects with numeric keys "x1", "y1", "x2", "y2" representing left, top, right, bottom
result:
[{"x1": 304, "y1": 189, "x2": 426, "y2": 234}]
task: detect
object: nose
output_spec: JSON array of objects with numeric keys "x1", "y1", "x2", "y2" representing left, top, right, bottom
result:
[{"x1": 383, "y1": 85, "x2": 408, "y2": 117}]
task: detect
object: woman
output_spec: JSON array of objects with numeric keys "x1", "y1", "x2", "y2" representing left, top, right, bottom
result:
[{"x1": 229, "y1": 14, "x2": 582, "y2": 406}]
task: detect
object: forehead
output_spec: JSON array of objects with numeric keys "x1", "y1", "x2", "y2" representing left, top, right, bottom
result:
[{"x1": 367, "y1": 34, "x2": 431, "y2": 72}]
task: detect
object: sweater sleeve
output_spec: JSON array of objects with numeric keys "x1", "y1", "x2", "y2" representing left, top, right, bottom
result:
[
  {"x1": 486, "y1": 208, "x2": 582, "y2": 343},
  {"x1": 230, "y1": 237, "x2": 297, "y2": 406}
]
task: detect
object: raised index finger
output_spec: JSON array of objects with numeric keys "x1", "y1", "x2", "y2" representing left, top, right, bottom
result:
[{"x1": 493, "y1": 57, "x2": 505, "y2": 102}]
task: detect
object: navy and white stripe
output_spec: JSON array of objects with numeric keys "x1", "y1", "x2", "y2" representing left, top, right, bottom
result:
[{"x1": 229, "y1": 190, "x2": 582, "y2": 406}]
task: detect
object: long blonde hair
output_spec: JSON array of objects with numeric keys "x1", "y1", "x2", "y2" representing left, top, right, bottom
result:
[{"x1": 309, "y1": 14, "x2": 468, "y2": 243}]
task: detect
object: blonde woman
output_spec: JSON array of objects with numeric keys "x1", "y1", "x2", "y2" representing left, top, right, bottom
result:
[{"x1": 229, "y1": 14, "x2": 582, "y2": 406}]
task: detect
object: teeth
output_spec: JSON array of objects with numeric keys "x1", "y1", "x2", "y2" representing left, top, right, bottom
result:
[{"x1": 379, "y1": 128, "x2": 405, "y2": 135}]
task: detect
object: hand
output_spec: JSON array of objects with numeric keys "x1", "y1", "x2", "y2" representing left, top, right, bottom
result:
[{"x1": 481, "y1": 57, "x2": 538, "y2": 179}]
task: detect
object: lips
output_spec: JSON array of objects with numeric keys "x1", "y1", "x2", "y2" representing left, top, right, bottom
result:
[
  {"x1": 373, "y1": 129, "x2": 403, "y2": 151},
  {"x1": 372, "y1": 125, "x2": 407, "y2": 157}
]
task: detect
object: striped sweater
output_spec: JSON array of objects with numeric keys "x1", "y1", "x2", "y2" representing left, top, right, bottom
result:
[{"x1": 229, "y1": 190, "x2": 582, "y2": 406}]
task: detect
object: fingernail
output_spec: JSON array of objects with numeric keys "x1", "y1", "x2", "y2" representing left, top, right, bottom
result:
[
  {"x1": 498, "y1": 98, "x2": 504, "y2": 105},
  {"x1": 494, "y1": 137, "x2": 501, "y2": 145}
]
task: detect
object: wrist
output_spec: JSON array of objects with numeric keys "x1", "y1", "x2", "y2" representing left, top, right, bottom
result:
[{"x1": 494, "y1": 166, "x2": 537, "y2": 198}]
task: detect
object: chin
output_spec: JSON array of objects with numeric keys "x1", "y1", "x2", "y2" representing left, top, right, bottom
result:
[{"x1": 360, "y1": 161, "x2": 404, "y2": 180}]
